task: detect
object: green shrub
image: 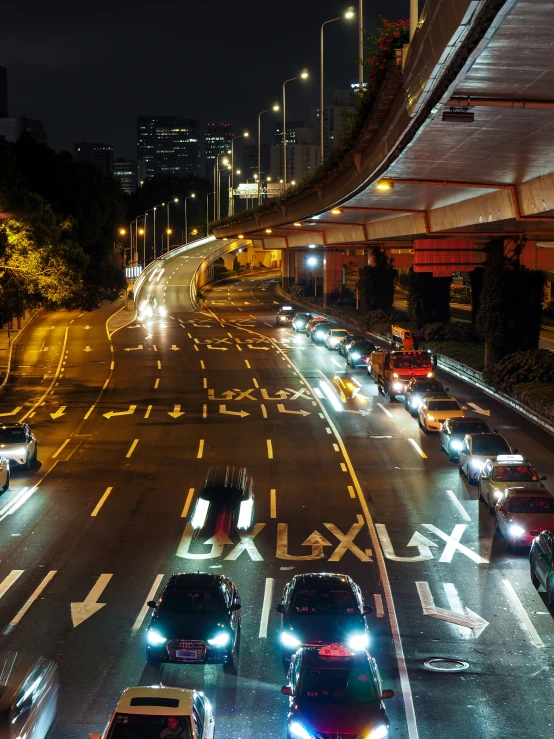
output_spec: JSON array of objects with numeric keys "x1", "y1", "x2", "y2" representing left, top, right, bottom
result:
[
  {"x1": 364, "y1": 308, "x2": 410, "y2": 334},
  {"x1": 426, "y1": 341, "x2": 485, "y2": 372},
  {"x1": 511, "y1": 383, "x2": 554, "y2": 422},
  {"x1": 423, "y1": 322, "x2": 475, "y2": 342},
  {"x1": 289, "y1": 283, "x2": 307, "y2": 300},
  {"x1": 484, "y1": 349, "x2": 554, "y2": 391}
]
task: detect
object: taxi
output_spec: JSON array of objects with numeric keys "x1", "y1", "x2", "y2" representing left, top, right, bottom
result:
[
  {"x1": 276, "y1": 306, "x2": 295, "y2": 326},
  {"x1": 495, "y1": 487, "x2": 554, "y2": 549},
  {"x1": 281, "y1": 644, "x2": 393, "y2": 739},
  {"x1": 478, "y1": 455, "x2": 547, "y2": 512}
]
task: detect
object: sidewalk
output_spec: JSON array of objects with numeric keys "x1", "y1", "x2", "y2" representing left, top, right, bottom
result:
[
  {"x1": 106, "y1": 299, "x2": 136, "y2": 339},
  {"x1": 0, "y1": 309, "x2": 42, "y2": 393}
]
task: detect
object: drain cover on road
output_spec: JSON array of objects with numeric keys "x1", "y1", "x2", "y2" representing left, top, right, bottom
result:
[{"x1": 423, "y1": 658, "x2": 469, "y2": 672}]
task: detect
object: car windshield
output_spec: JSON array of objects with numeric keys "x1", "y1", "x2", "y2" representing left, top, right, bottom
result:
[
  {"x1": 291, "y1": 589, "x2": 357, "y2": 615},
  {"x1": 427, "y1": 400, "x2": 461, "y2": 411},
  {"x1": 413, "y1": 382, "x2": 443, "y2": 393},
  {"x1": 0, "y1": 429, "x2": 26, "y2": 443},
  {"x1": 297, "y1": 666, "x2": 380, "y2": 704},
  {"x1": 160, "y1": 589, "x2": 225, "y2": 614},
  {"x1": 332, "y1": 330, "x2": 348, "y2": 336},
  {"x1": 351, "y1": 342, "x2": 374, "y2": 352},
  {"x1": 451, "y1": 422, "x2": 490, "y2": 436},
  {"x1": 508, "y1": 497, "x2": 554, "y2": 513},
  {"x1": 392, "y1": 352, "x2": 431, "y2": 369},
  {"x1": 107, "y1": 714, "x2": 193, "y2": 739},
  {"x1": 295, "y1": 314, "x2": 311, "y2": 320},
  {"x1": 314, "y1": 324, "x2": 330, "y2": 332},
  {"x1": 493, "y1": 466, "x2": 538, "y2": 482},
  {"x1": 471, "y1": 436, "x2": 510, "y2": 455}
]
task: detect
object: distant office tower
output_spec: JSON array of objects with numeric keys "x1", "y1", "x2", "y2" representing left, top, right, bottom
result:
[
  {"x1": 137, "y1": 116, "x2": 200, "y2": 178},
  {"x1": 274, "y1": 120, "x2": 304, "y2": 145},
  {"x1": 0, "y1": 66, "x2": 7, "y2": 118},
  {"x1": 270, "y1": 143, "x2": 320, "y2": 184},
  {"x1": 205, "y1": 122, "x2": 233, "y2": 179},
  {"x1": 113, "y1": 158, "x2": 138, "y2": 194},
  {"x1": 311, "y1": 90, "x2": 354, "y2": 156},
  {"x1": 74, "y1": 142, "x2": 114, "y2": 178},
  {"x1": 0, "y1": 116, "x2": 47, "y2": 145}
]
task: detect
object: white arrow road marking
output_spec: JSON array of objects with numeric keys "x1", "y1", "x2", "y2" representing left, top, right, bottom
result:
[
  {"x1": 50, "y1": 406, "x2": 67, "y2": 420},
  {"x1": 219, "y1": 405, "x2": 249, "y2": 418},
  {"x1": 375, "y1": 524, "x2": 437, "y2": 562},
  {"x1": 0, "y1": 407, "x2": 23, "y2": 417},
  {"x1": 170, "y1": 345, "x2": 180, "y2": 351},
  {"x1": 208, "y1": 389, "x2": 235, "y2": 400},
  {"x1": 168, "y1": 405, "x2": 185, "y2": 418},
  {"x1": 176, "y1": 523, "x2": 233, "y2": 559},
  {"x1": 0, "y1": 571, "x2": 24, "y2": 600},
  {"x1": 468, "y1": 402, "x2": 490, "y2": 416},
  {"x1": 124, "y1": 345, "x2": 143, "y2": 351},
  {"x1": 83, "y1": 346, "x2": 92, "y2": 352},
  {"x1": 132, "y1": 574, "x2": 164, "y2": 631},
  {"x1": 261, "y1": 389, "x2": 289, "y2": 400},
  {"x1": 247, "y1": 345, "x2": 270, "y2": 350},
  {"x1": 446, "y1": 490, "x2": 471, "y2": 521},
  {"x1": 5, "y1": 571, "x2": 57, "y2": 634},
  {"x1": 225, "y1": 523, "x2": 266, "y2": 561},
  {"x1": 103, "y1": 405, "x2": 137, "y2": 419},
  {"x1": 276, "y1": 524, "x2": 333, "y2": 560},
  {"x1": 442, "y1": 583, "x2": 474, "y2": 639},
  {"x1": 416, "y1": 581, "x2": 489, "y2": 638},
  {"x1": 277, "y1": 404, "x2": 310, "y2": 417},
  {"x1": 423, "y1": 524, "x2": 488, "y2": 564},
  {"x1": 71, "y1": 574, "x2": 112, "y2": 627},
  {"x1": 285, "y1": 387, "x2": 312, "y2": 401},
  {"x1": 502, "y1": 579, "x2": 545, "y2": 648},
  {"x1": 259, "y1": 578, "x2": 274, "y2": 639},
  {"x1": 343, "y1": 409, "x2": 371, "y2": 416}
]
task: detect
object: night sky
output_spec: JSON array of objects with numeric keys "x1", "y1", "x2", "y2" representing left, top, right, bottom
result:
[{"x1": 1, "y1": 0, "x2": 407, "y2": 160}]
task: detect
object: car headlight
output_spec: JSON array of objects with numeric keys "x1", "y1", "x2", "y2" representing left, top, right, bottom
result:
[
  {"x1": 393, "y1": 382, "x2": 402, "y2": 391},
  {"x1": 147, "y1": 629, "x2": 167, "y2": 646},
  {"x1": 494, "y1": 490, "x2": 503, "y2": 499},
  {"x1": 316, "y1": 330, "x2": 324, "y2": 338},
  {"x1": 471, "y1": 459, "x2": 485, "y2": 471},
  {"x1": 351, "y1": 352, "x2": 361, "y2": 360},
  {"x1": 410, "y1": 396, "x2": 422, "y2": 407},
  {"x1": 280, "y1": 632, "x2": 301, "y2": 649},
  {"x1": 427, "y1": 415, "x2": 435, "y2": 421},
  {"x1": 508, "y1": 524, "x2": 525, "y2": 537},
  {"x1": 348, "y1": 633, "x2": 369, "y2": 651},
  {"x1": 158, "y1": 305, "x2": 167, "y2": 317},
  {"x1": 366, "y1": 725, "x2": 389, "y2": 739},
  {"x1": 289, "y1": 722, "x2": 314, "y2": 739},
  {"x1": 208, "y1": 631, "x2": 230, "y2": 647},
  {"x1": 450, "y1": 440, "x2": 463, "y2": 451},
  {"x1": 146, "y1": 305, "x2": 153, "y2": 317},
  {"x1": 330, "y1": 338, "x2": 337, "y2": 345}
]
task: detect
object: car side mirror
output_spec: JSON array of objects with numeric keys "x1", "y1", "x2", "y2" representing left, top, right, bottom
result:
[
  {"x1": 230, "y1": 603, "x2": 241, "y2": 611},
  {"x1": 381, "y1": 689, "x2": 394, "y2": 700},
  {"x1": 481, "y1": 473, "x2": 488, "y2": 480},
  {"x1": 276, "y1": 604, "x2": 284, "y2": 613},
  {"x1": 147, "y1": 600, "x2": 157, "y2": 609},
  {"x1": 540, "y1": 475, "x2": 547, "y2": 481},
  {"x1": 89, "y1": 734, "x2": 101, "y2": 739},
  {"x1": 281, "y1": 686, "x2": 293, "y2": 696},
  {"x1": 497, "y1": 505, "x2": 507, "y2": 512},
  {"x1": 362, "y1": 606, "x2": 372, "y2": 615}
]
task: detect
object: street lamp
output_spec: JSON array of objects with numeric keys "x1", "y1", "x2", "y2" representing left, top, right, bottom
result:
[
  {"x1": 258, "y1": 104, "x2": 280, "y2": 205},
  {"x1": 321, "y1": 8, "x2": 355, "y2": 162},
  {"x1": 307, "y1": 255, "x2": 318, "y2": 297},
  {"x1": 206, "y1": 192, "x2": 215, "y2": 235},
  {"x1": 184, "y1": 193, "x2": 196, "y2": 244},
  {"x1": 230, "y1": 132, "x2": 249, "y2": 216},
  {"x1": 283, "y1": 71, "x2": 309, "y2": 188},
  {"x1": 144, "y1": 207, "x2": 156, "y2": 265},
  {"x1": 166, "y1": 198, "x2": 179, "y2": 254}
]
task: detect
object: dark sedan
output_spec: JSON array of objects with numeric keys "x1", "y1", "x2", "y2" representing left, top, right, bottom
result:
[
  {"x1": 439, "y1": 417, "x2": 492, "y2": 462},
  {"x1": 338, "y1": 333, "x2": 362, "y2": 357},
  {"x1": 404, "y1": 377, "x2": 448, "y2": 415},
  {"x1": 530, "y1": 530, "x2": 554, "y2": 606},
  {"x1": 146, "y1": 573, "x2": 241, "y2": 668},
  {"x1": 189, "y1": 465, "x2": 254, "y2": 535},
  {"x1": 346, "y1": 340, "x2": 376, "y2": 368},
  {"x1": 311, "y1": 322, "x2": 331, "y2": 343}
]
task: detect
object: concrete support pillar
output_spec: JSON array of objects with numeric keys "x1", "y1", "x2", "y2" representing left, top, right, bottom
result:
[
  {"x1": 281, "y1": 249, "x2": 296, "y2": 291},
  {"x1": 295, "y1": 251, "x2": 308, "y2": 285},
  {"x1": 323, "y1": 250, "x2": 344, "y2": 306},
  {"x1": 222, "y1": 252, "x2": 235, "y2": 270}
]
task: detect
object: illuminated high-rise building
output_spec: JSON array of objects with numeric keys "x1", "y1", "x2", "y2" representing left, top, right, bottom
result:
[{"x1": 137, "y1": 116, "x2": 200, "y2": 178}]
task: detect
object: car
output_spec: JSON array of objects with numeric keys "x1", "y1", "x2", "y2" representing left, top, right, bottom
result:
[
  {"x1": 89, "y1": 686, "x2": 215, "y2": 739},
  {"x1": 281, "y1": 644, "x2": 393, "y2": 739},
  {"x1": 324, "y1": 328, "x2": 350, "y2": 350},
  {"x1": 292, "y1": 313, "x2": 313, "y2": 332},
  {"x1": 276, "y1": 306, "x2": 296, "y2": 326},
  {"x1": 404, "y1": 377, "x2": 448, "y2": 415},
  {"x1": 311, "y1": 322, "x2": 331, "y2": 343},
  {"x1": 0, "y1": 455, "x2": 9, "y2": 492},
  {"x1": 439, "y1": 417, "x2": 492, "y2": 461},
  {"x1": 478, "y1": 455, "x2": 547, "y2": 512},
  {"x1": 530, "y1": 530, "x2": 554, "y2": 606},
  {"x1": 306, "y1": 317, "x2": 327, "y2": 337},
  {"x1": 418, "y1": 397, "x2": 465, "y2": 433},
  {"x1": 347, "y1": 340, "x2": 375, "y2": 368},
  {"x1": 276, "y1": 573, "x2": 372, "y2": 662},
  {"x1": 458, "y1": 432, "x2": 512, "y2": 484},
  {"x1": 189, "y1": 465, "x2": 254, "y2": 534},
  {"x1": 146, "y1": 573, "x2": 241, "y2": 668},
  {"x1": 495, "y1": 488, "x2": 554, "y2": 550},
  {"x1": 0, "y1": 423, "x2": 38, "y2": 470},
  {"x1": 138, "y1": 293, "x2": 167, "y2": 319},
  {"x1": 331, "y1": 375, "x2": 368, "y2": 406},
  {"x1": 338, "y1": 333, "x2": 361, "y2": 357}
]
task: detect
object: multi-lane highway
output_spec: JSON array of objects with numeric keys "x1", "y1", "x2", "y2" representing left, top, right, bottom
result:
[{"x1": 0, "y1": 253, "x2": 553, "y2": 739}]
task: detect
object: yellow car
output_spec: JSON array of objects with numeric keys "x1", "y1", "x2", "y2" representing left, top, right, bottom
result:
[{"x1": 418, "y1": 397, "x2": 464, "y2": 433}]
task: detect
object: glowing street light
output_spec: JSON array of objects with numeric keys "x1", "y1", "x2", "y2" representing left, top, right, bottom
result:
[
  {"x1": 257, "y1": 103, "x2": 280, "y2": 204},
  {"x1": 283, "y1": 72, "x2": 309, "y2": 188}
]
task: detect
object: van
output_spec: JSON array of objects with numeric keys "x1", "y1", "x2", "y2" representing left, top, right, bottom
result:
[
  {"x1": 391, "y1": 325, "x2": 414, "y2": 350},
  {"x1": 0, "y1": 652, "x2": 58, "y2": 739}
]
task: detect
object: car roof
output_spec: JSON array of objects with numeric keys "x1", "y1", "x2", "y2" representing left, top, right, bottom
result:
[
  {"x1": 0, "y1": 423, "x2": 24, "y2": 431},
  {"x1": 449, "y1": 417, "x2": 485, "y2": 425},
  {"x1": 202, "y1": 465, "x2": 247, "y2": 491},
  {"x1": 165, "y1": 573, "x2": 225, "y2": 591},
  {"x1": 298, "y1": 646, "x2": 371, "y2": 670},
  {"x1": 290, "y1": 573, "x2": 353, "y2": 590},
  {"x1": 504, "y1": 487, "x2": 553, "y2": 497},
  {"x1": 114, "y1": 686, "x2": 194, "y2": 716},
  {"x1": 489, "y1": 457, "x2": 532, "y2": 467},
  {"x1": 468, "y1": 432, "x2": 504, "y2": 441}
]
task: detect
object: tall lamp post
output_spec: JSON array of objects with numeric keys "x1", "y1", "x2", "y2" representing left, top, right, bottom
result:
[
  {"x1": 230, "y1": 132, "x2": 249, "y2": 216},
  {"x1": 258, "y1": 105, "x2": 279, "y2": 205},
  {"x1": 320, "y1": 8, "x2": 355, "y2": 162},
  {"x1": 144, "y1": 207, "x2": 156, "y2": 265},
  {"x1": 166, "y1": 197, "x2": 179, "y2": 254},
  {"x1": 206, "y1": 192, "x2": 215, "y2": 235},
  {"x1": 307, "y1": 255, "x2": 318, "y2": 297},
  {"x1": 184, "y1": 193, "x2": 196, "y2": 244},
  {"x1": 358, "y1": 0, "x2": 364, "y2": 88},
  {"x1": 282, "y1": 70, "x2": 309, "y2": 189}
]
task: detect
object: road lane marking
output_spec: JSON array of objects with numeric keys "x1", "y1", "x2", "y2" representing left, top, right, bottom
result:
[
  {"x1": 197, "y1": 440, "x2": 204, "y2": 458},
  {"x1": 270, "y1": 489, "x2": 277, "y2": 518},
  {"x1": 182, "y1": 488, "x2": 195, "y2": 517},
  {"x1": 110, "y1": 361, "x2": 115, "y2": 370},
  {"x1": 154, "y1": 378, "x2": 160, "y2": 389},
  {"x1": 144, "y1": 405, "x2": 152, "y2": 418},
  {"x1": 340, "y1": 463, "x2": 347, "y2": 472},
  {"x1": 91, "y1": 487, "x2": 113, "y2": 516},
  {"x1": 325, "y1": 427, "x2": 332, "y2": 434},
  {"x1": 71, "y1": 574, "x2": 113, "y2": 627},
  {"x1": 4, "y1": 571, "x2": 57, "y2": 633},
  {"x1": 267, "y1": 439, "x2": 273, "y2": 459},
  {"x1": 408, "y1": 439, "x2": 427, "y2": 459},
  {"x1": 348, "y1": 486, "x2": 355, "y2": 499},
  {"x1": 126, "y1": 439, "x2": 139, "y2": 458},
  {"x1": 252, "y1": 378, "x2": 259, "y2": 388},
  {"x1": 102, "y1": 379, "x2": 109, "y2": 389},
  {"x1": 245, "y1": 360, "x2": 251, "y2": 368},
  {"x1": 203, "y1": 404, "x2": 207, "y2": 418},
  {"x1": 377, "y1": 402, "x2": 393, "y2": 418},
  {"x1": 374, "y1": 594, "x2": 385, "y2": 617},
  {"x1": 313, "y1": 388, "x2": 324, "y2": 399},
  {"x1": 261, "y1": 404, "x2": 267, "y2": 418},
  {"x1": 333, "y1": 443, "x2": 339, "y2": 451},
  {"x1": 153, "y1": 344, "x2": 157, "y2": 351},
  {"x1": 157, "y1": 360, "x2": 161, "y2": 369},
  {"x1": 133, "y1": 574, "x2": 164, "y2": 631},
  {"x1": 0, "y1": 571, "x2": 24, "y2": 600},
  {"x1": 194, "y1": 345, "x2": 199, "y2": 351},
  {"x1": 259, "y1": 578, "x2": 274, "y2": 639},
  {"x1": 319, "y1": 412, "x2": 324, "y2": 418},
  {"x1": 20, "y1": 327, "x2": 68, "y2": 422},
  {"x1": 502, "y1": 579, "x2": 545, "y2": 648},
  {"x1": 203, "y1": 377, "x2": 207, "y2": 388},
  {"x1": 188, "y1": 332, "x2": 193, "y2": 338},
  {"x1": 200, "y1": 360, "x2": 205, "y2": 369},
  {"x1": 446, "y1": 489, "x2": 471, "y2": 521},
  {"x1": 52, "y1": 439, "x2": 70, "y2": 459}
]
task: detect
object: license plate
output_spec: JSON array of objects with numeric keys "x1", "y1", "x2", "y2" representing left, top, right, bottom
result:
[{"x1": 176, "y1": 649, "x2": 198, "y2": 659}]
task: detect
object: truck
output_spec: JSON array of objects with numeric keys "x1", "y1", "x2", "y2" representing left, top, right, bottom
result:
[{"x1": 369, "y1": 350, "x2": 434, "y2": 401}]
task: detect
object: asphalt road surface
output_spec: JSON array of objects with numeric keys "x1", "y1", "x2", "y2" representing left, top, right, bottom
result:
[{"x1": 0, "y1": 254, "x2": 552, "y2": 739}]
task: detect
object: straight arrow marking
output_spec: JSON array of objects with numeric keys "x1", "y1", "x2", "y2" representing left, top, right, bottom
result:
[
  {"x1": 375, "y1": 524, "x2": 436, "y2": 562},
  {"x1": 168, "y1": 405, "x2": 185, "y2": 418},
  {"x1": 71, "y1": 574, "x2": 113, "y2": 627},
  {"x1": 468, "y1": 402, "x2": 490, "y2": 416},
  {"x1": 50, "y1": 406, "x2": 67, "y2": 420},
  {"x1": 83, "y1": 346, "x2": 93, "y2": 352}
]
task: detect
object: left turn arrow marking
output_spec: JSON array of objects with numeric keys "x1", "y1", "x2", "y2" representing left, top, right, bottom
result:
[
  {"x1": 103, "y1": 405, "x2": 137, "y2": 419},
  {"x1": 124, "y1": 345, "x2": 143, "y2": 351},
  {"x1": 0, "y1": 407, "x2": 22, "y2": 417}
]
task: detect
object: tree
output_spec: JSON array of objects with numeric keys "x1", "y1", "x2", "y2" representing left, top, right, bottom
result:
[
  {"x1": 358, "y1": 247, "x2": 397, "y2": 312},
  {"x1": 407, "y1": 268, "x2": 452, "y2": 329}
]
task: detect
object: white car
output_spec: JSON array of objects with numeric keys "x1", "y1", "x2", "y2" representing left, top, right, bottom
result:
[
  {"x1": 90, "y1": 686, "x2": 215, "y2": 739},
  {"x1": 324, "y1": 328, "x2": 349, "y2": 350},
  {"x1": 458, "y1": 432, "x2": 512, "y2": 485},
  {"x1": 0, "y1": 455, "x2": 9, "y2": 492},
  {"x1": 0, "y1": 423, "x2": 38, "y2": 469},
  {"x1": 478, "y1": 454, "x2": 546, "y2": 512},
  {"x1": 418, "y1": 397, "x2": 465, "y2": 433}
]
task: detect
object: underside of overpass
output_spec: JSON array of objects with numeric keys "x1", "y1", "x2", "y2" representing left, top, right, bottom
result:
[{"x1": 214, "y1": 0, "x2": 554, "y2": 300}]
